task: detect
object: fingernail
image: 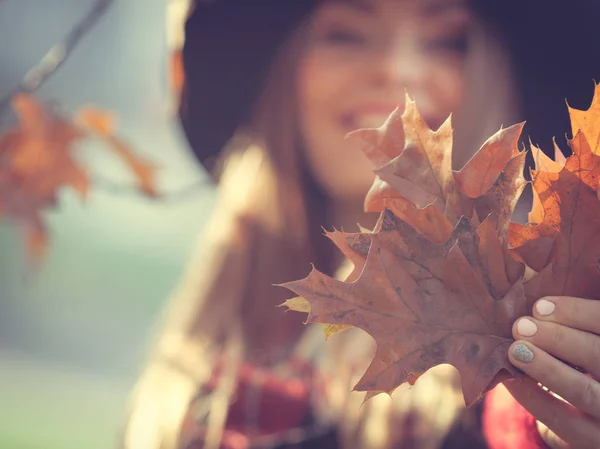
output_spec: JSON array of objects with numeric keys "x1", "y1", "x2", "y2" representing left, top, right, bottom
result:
[
  {"x1": 517, "y1": 318, "x2": 538, "y2": 337},
  {"x1": 512, "y1": 343, "x2": 534, "y2": 363},
  {"x1": 536, "y1": 299, "x2": 556, "y2": 316}
]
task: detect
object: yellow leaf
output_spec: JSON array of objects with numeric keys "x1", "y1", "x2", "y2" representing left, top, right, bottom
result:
[{"x1": 280, "y1": 296, "x2": 311, "y2": 313}]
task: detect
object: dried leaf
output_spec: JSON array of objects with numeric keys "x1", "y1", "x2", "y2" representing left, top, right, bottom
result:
[
  {"x1": 352, "y1": 94, "x2": 525, "y2": 227},
  {"x1": 0, "y1": 94, "x2": 158, "y2": 268},
  {"x1": 7, "y1": 94, "x2": 88, "y2": 198},
  {"x1": 77, "y1": 107, "x2": 158, "y2": 197},
  {"x1": 106, "y1": 136, "x2": 158, "y2": 197},
  {"x1": 510, "y1": 131, "x2": 600, "y2": 301},
  {"x1": 282, "y1": 211, "x2": 526, "y2": 406},
  {"x1": 0, "y1": 171, "x2": 54, "y2": 268},
  {"x1": 77, "y1": 107, "x2": 116, "y2": 137},
  {"x1": 280, "y1": 90, "x2": 600, "y2": 406},
  {"x1": 568, "y1": 81, "x2": 600, "y2": 154},
  {"x1": 383, "y1": 197, "x2": 453, "y2": 245},
  {"x1": 454, "y1": 123, "x2": 523, "y2": 199},
  {"x1": 281, "y1": 296, "x2": 310, "y2": 314},
  {"x1": 350, "y1": 95, "x2": 452, "y2": 212}
]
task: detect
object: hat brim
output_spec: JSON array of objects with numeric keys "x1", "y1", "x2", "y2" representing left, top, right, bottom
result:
[{"x1": 178, "y1": 0, "x2": 318, "y2": 173}]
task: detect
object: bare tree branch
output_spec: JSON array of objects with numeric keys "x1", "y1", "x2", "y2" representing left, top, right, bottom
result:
[
  {"x1": 93, "y1": 174, "x2": 212, "y2": 202},
  {"x1": 0, "y1": 0, "x2": 212, "y2": 201},
  {"x1": 0, "y1": 0, "x2": 115, "y2": 118}
]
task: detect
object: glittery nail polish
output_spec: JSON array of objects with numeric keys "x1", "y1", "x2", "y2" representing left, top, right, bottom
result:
[{"x1": 512, "y1": 343, "x2": 534, "y2": 363}]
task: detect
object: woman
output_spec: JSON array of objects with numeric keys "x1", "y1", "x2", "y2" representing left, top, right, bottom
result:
[{"x1": 122, "y1": 1, "x2": 600, "y2": 448}]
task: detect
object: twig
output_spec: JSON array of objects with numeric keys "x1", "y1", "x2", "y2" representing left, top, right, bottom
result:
[
  {"x1": 93, "y1": 175, "x2": 213, "y2": 202},
  {"x1": 0, "y1": 0, "x2": 114, "y2": 118},
  {"x1": 0, "y1": 0, "x2": 213, "y2": 203}
]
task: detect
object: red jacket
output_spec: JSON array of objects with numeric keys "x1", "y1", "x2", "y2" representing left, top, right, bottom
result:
[{"x1": 483, "y1": 384, "x2": 550, "y2": 449}]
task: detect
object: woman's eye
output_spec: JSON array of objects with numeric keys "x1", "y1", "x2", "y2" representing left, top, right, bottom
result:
[
  {"x1": 321, "y1": 27, "x2": 369, "y2": 46},
  {"x1": 424, "y1": 33, "x2": 468, "y2": 54}
]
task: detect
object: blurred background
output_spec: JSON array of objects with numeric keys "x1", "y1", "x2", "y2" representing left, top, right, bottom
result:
[{"x1": 0, "y1": 1, "x2": 214, "y2": 448}]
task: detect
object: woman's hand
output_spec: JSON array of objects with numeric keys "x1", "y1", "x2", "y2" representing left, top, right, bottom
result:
[{"x1": 504, "y1": 296, "x2": 600, "y2": 449}]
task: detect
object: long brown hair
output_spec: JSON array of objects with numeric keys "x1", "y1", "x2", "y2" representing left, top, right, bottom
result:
[
  {"x1": 122, "y1": 14, "x2": 340, "y2": 449},
  {"x1": 121, "y1": 3, "x2": 520, "y2": 448}
]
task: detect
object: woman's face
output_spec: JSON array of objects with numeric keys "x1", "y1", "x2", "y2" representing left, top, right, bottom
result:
[{"x1": 297, "y1": 0, "x2": 472, "y2": 202}]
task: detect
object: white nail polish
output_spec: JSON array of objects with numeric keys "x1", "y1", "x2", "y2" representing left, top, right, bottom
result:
[
  {"x1": 517, "y1": 318, "x2": 538, "y2": 337},
  {"x1": 536, "y1": 299, "x2": 556, "y2": 316}
]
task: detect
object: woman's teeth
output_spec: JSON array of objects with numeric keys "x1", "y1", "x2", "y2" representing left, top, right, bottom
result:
[{"x1": 352, "y1": 114, "x2": 391, "y2": 129}]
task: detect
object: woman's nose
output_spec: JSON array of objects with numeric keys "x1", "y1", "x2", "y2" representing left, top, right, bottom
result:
[{"x1": 368, "y1": 42, "x2": 424, "y2": 92}]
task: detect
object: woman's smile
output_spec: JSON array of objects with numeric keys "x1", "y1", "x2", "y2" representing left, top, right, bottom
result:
[{"x1": 340, "y1": 103, "x2": 399, "y2": 131}]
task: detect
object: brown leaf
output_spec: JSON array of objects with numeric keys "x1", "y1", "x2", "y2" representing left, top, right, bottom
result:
[
  {"x1": 0, "y1": 94, "x2": 90, "y2": 265},
  {"x1": 106, "y1": 136, "x2": 158, "y2": 197},
  {"x1": 0, "y1": 171, "x2": 54, "y2": 264},
  {"x1": 282, "y1": 94, "x2": 530, "y2": 406},
  {"x1": 364, "y1": 176, "x2": 414, "y2": 213},
  {"x1": 282, "y1": 88, "x2": 600, "y2": 407},
  {"x1": 354, "y1": 94, "x2": 525, "y2": 226},
  {"x1": 454, "y1": 123, "x2": 524, "y2": 199},
  {"x1": 383, "y1": 197, "x2": 453, "y2": 245},
  {"x1": 472, "y1": 150, "x2": 527, "y2": 243},
  {"x1": 351, "y1": 95, "x2": 453, "y2": 213},
  {"x1": 348, "y1": 105, "x2": 406, "y2": 167},
  {"x1": 7, "y1": 94, "x2": 88, "y2": 198},
  {"x1": 76, "y1": 107, "x2": 116, "y2": 137},
  {"x1": 77, "y1": 107, "x2": 158, "y2": 197},
  {"x1": 24, "y1": 218, "x2": 48, "y2": 270},
  {"x1": 282, "y1": 217, "x2": 525, "y2": 406},
  {"x1": 325, "y1": 228, "x2": 370, "y2": 282},
  {"x1": 0, "y1": 96, "x2": 159, "y2": 269},
  {"x1": 476, "y1": 214, "x2": 512, "y2": 299},
  {"x1": 512, "y1": 131, "x2": 600, "y2": 301},
  {"x1": 375, "y1": 100, "x2": 452, "y2": 207}
]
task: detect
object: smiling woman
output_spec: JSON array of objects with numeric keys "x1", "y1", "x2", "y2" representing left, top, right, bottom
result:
[
  {"x1": 120, "y1": 1, "x2": 600, "y2": 449},
  {"x1": 296, "y1": 0, "x2": 505, "y2": 201}
]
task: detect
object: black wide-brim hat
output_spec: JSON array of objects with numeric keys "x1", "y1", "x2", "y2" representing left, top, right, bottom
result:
[
  {"x1": 179, "y1": 0, "x2": 600, "y2": 175},
  {"x1": 179, "y1": 0, "x2": 319, "y2": 174}
]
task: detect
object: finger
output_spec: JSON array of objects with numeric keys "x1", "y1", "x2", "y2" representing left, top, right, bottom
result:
[
  {"x1": 504, "y1": 376, "x2": 600, "y2": 448},
  {"x1": 536, "y1": 421, "x2": 569, "y2": 449},
  {"x1": 513, "y1": 317, "x2": 600, "y2": 379},
  {"x1": 509, "y1": 340, "x2": 600, "y2": 419},
  {"x1": 533, "y1": 296, "x2": 600, "y2": 335}
]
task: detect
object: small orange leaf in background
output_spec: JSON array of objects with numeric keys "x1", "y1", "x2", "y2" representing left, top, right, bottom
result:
[
  {"x1": 6, "y1": 94, "x2": 89, "y2": 199},
  {"x1": 77, "y1": 107, "x2": 158, "y2": 198},
  {"x1": 281, "y1": 88, "x2": 600, "y2": 406},
  {"x1": 0, "y1": 94, "x2": 159, "y2": 268}
]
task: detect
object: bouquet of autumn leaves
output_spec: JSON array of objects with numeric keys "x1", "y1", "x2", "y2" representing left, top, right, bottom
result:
[{"x1": 281, "y1": 87, "x2": 600, "y2": 406}]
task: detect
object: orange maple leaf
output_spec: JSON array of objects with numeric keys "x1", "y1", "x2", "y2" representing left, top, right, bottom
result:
[
  {"x1": 0, "y1": 171, "x2": 54, "y2": 268},
  {"x1": 0, "y1": 94, "x2": 88, "y2": 267},
  {"x1": 77, "y1": 107, "x2": 158, "y2": 197},
  {"x1": 281, "y1": 95, "x2": 529, "y2": 405},
  {"x1": 509, "y1": 84, "x2": 600, "y2": 301},
  {"x1": 5, "y1": 94, "x2": 89, "y2": 199},
  {"x1": 0, "y1": 94, "x2": 159, "y2": 268},
  {"x1": 283, "y1": 212, "x2": 526, "y2": 406}
]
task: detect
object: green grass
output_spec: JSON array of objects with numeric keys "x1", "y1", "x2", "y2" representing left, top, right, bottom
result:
[{"x1": 0, "y1": 350, "x2": 132, "y2": 449}]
